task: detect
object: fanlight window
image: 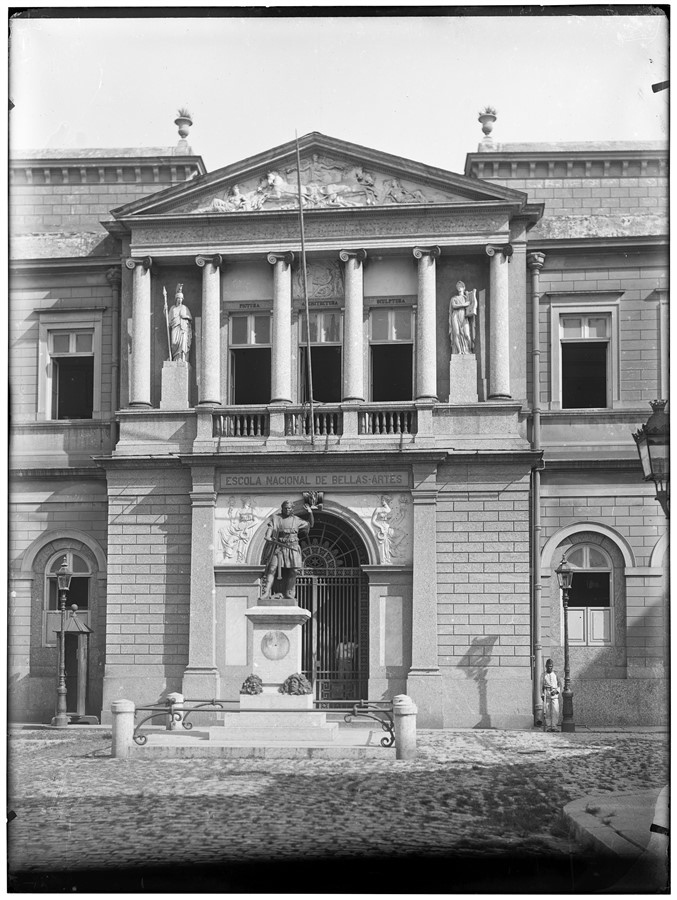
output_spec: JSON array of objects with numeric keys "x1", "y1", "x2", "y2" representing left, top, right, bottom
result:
[{"x1": 43, "y1": 551, "x2": 92, "y2": 647}]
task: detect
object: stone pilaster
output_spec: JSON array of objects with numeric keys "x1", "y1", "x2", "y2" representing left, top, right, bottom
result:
[
  {"x1": 196, "y1": 254, "x2": 223, "y2": 406},
  {"x1": 268, "y1": 252, "x2": 294, "y2": 405},
  {"x1": 413, "y1": 246, "x2": 440, "y2": 401},
  {"x1": 339, "y1": 249, "x2": 367, "y2": 402},
  {"x1": 407, "y1": 462, "x2": 443, "y2": 727},
  {"x1": 486, "y1": 243, "x2": 512, "y2": 400},
  {"x1": 182, "y1": 467, "x2": 220, "y2": 699},
  {"x1": 125, "y1": 256, "x2": 152, "y2": 408}
]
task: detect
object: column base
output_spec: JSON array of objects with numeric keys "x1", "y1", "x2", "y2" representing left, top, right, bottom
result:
[
  {"x1": 128, "y1": 401, "x2": 152, "y2": 409},
  {"x1": 342, "y1": 397, "x2": 365, "y2": 404},
  {"x1": 488, "y1": 393, "x2": 512, "y2": 400},
  {"x1": 406, "y1": 668, "x2": 443, "y2": 728},
  {"x1": 270, "y1": 398, "x2": 292, "y2": 405},
  {"x1": 182, "y1": 667, "x2": 220, "y2": 700}
]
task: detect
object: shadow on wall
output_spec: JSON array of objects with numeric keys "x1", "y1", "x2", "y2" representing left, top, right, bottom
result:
[{"x1": 459, "y1": 634, "x2": 498, "y2": 729}]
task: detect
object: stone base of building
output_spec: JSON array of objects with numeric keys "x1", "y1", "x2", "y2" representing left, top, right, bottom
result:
[
  {"x1": 439, "y1": 671, "x2": 534, "y2": 730},
  {"x1": 573, "y1": 677, "x2": 668, "y2": 727}
]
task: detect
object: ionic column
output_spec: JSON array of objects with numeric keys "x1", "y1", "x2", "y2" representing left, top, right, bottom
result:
[
  {"x1": 267, "y1": 252, "x2": 294, "y2": 405},
  {"x1": 413, "y1": 246, "x2": 440, "y2": 401},
  {"x1": 125, "y1": 256, "x2": 152, "y2": 408},
  {"x1": 339, "y1": 249, "x2": 367, "y2": 402},
  {"x1": 196, "y1": 254, "x2": 223, "y2": 406},
  {"x1": 486, "y1": 243, "x2": 513, "y2": 399}
]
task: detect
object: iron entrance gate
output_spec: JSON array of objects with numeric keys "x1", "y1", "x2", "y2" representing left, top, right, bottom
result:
[{"x1": 296, "y1": 568, "x2": 369, "y2": 701}]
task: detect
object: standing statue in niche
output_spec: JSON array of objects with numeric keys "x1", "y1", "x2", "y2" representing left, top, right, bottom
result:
[
  {"x1": 165, "y1": 283, "x2": 193, "y2": 362},
  {"x1": 449, "y1": 281, "x2": 478, "y2": 355},
  {"x1": 260, "y1": 500, "x2": 315, "y2": 601}
]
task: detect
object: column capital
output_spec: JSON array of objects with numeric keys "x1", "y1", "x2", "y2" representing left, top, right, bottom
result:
[
  {"x1": 125, "y1": 256, "x2": 152, "y2": 270},
  {"x1": 267, "y1": 251, "x2": 294, "y2": 266},
  {"x1": 485, "y1": 243, "x2": 513, "y2": 261},
  {"x1": 339, "y1": 248, "x2": 367, "y2": 263},
  {"x1": 527, "y1": 251, "x2": 546, "y2": 271},
  {"x1": 413, "y1": 246, "x2": 441, "y2": 260},
  {"x1": 196, "y1": 253, "x2": 223, "y2": 269},
  {"x1": 189, "y1": 490, "x2": 217, "y2": 507}
]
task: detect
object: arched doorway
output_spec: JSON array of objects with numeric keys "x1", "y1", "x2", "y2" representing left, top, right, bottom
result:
[{"x1": 284, "y1": 512, "x2": 369, "y2": 701}]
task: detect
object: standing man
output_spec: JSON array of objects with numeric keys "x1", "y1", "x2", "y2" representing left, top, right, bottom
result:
[
  {"x1": 541, "y1": 658, "x2": 562, "y2": 732},
  {"x1": 167, "y1": 283, "x2": 193, "y2": 362},
  {"x1": 261, "y1": 500, "x2": 314, "y2": 601}
]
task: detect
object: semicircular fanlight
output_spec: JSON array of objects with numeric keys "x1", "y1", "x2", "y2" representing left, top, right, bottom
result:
[{"x1": 301, "y1": 512, "x2": 368, "y2": 569}]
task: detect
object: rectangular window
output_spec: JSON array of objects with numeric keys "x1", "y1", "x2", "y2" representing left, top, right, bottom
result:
[
  {"x1": 369, "y1": 308, "x2": 413, "y2": 401},
  {"x1": 548, "y1": 297, "x2": 620, "y2": 411},
  {"x1": 560, "y1": 313, "x2": 610, "y2": 409},
  {"x1": 229, "y1": 313, "x2": 271, "y2": 404},
  {"x1": 38, "y1": 311, "x2": 103, "y2": 421},
  {"x1": 568, "y1": 572, "x2": 612, "y2": 647},
  {"x1": 300, "y1": 311, "x2": 342, "y2": 403}
]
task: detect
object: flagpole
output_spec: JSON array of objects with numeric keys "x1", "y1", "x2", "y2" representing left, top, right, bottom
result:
[{"x1": 295, "y1": 132, "x2": 315, "y2": 446}]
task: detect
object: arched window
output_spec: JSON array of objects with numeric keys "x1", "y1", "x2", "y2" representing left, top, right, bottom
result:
[
  {"x1": 43, "y1": 551, "x2": 91, "y2": 647},
  {"x1": 562, "y1": 544, "x2": 613, "y2": 647}
]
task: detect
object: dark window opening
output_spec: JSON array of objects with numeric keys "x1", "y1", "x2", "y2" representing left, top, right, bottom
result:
[
  {"x1": 230, "y1": 348, "x2": 271, "y2": 404},
  {"x1": 570, "y1": 572, "x2": 610, "y2": 608},
  {"x1": 562, "y1": 342, "x2": 607, "y2": 409},
  {"x1": 52, "y1": 358, "x2": 93, "y2": 419},
  {"x1": 371, "y1": 344, "x2": 413, "y2": 402},
  {"x1": 48, "y1": 576, "x2": 90, "y2": 611},
  {"x1": 300, "y1": 346, "x2": 342, "y2": 403}
]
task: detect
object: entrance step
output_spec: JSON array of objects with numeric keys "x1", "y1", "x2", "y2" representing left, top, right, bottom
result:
[
  {"x1": 131, "y1": 726, "x2": 394, "y2": 758},
  {"x1": 208, "y1": 722, "x2": 339, "y2": 743}
]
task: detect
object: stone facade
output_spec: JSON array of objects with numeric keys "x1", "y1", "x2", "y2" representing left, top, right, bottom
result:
[{"x1": 9, "y1": 126, "x2": 668, "y2": 728}]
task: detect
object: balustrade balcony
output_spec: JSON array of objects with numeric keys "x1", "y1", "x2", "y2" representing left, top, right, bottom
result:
[{"x1": 115, "y1": 398, "x2": 529, "y2": 456}]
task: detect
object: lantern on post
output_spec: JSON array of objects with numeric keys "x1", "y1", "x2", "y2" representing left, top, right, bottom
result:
[
  {"x1": 53, "y1": 556, "x2": 72, "y2": 728},
  {"x1": 555, "y1": 555, "x2": 575, "y2": 733},
  {"x1": 633, "y1": 400, "x2": 669, "y2": 518}
]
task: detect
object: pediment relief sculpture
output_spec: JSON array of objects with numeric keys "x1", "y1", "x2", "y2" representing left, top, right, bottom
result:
[{"x1": 178, "y1": 153, "x2": 467, "y2": 214}]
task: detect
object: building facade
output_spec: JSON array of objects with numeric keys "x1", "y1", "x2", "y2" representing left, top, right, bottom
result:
[{"x1": 9, "y1": 120, "x2": 668, "y2": 728}]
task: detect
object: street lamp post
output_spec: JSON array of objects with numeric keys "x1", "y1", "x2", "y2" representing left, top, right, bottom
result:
[
  {"x1": 633, "y1": 399, "x2": 669, "y2": 519},
  {"x1": 54, "y1": 556, "x2": 72, "y2": 728},
  {"x1": 555, "y1": 555, "x2": 575, "y2": 733}
]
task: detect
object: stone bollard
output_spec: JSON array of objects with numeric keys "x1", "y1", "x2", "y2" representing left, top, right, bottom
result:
[
  {"x1": 111, "y1": 699, "x2": 136, "y2": 758},
  {"x1": 166, "y1": 692, "x2": 184, "y2": 731},
  {"x1": 393, "y1": 694, "x2": 418, "y2": 760}
]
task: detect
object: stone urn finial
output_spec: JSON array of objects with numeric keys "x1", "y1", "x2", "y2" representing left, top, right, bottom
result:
[
  {"x1": 478, "y1": 106, "x2": 497, "y2": 140},
  {"x1": 175, "y1": 107, "x2": 193, "y2": 140}
]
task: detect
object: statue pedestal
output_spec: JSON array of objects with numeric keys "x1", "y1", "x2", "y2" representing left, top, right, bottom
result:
[
  {"x1": 448, "y1": 354, "x2": 478, "y2": 403},
  {"x1": 208, "y1": 599, "x2": 338, "y2": 741},
  {"x1": 244, "y1": 601, "x2": 311, "y2": 695},
  {"x1": 160, "y1": 360, "x2": 191, "y2": 410}
]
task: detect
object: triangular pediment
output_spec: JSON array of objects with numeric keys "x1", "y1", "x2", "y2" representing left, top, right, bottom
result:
[{"x1": 111, "y1": 133, "x2": 527, "y2": 220}]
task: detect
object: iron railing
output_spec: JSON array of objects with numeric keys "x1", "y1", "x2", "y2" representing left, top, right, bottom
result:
[{"x1": 132, "y1": 697, "x2": 394, "y2": 747}]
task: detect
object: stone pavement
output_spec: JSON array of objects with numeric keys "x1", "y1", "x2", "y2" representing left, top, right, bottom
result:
[{"x1": 7, "y1": 725, "x2": 669, "y2": 893}]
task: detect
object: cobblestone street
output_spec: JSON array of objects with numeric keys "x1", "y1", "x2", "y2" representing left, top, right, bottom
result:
[{"x1": 7, "y1": 726, "x2": 668, "y2": 893}]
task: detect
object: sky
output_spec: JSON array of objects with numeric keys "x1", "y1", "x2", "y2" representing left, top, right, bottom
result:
[{"x1": 8, "y1": 8, "x2": 669, "y2": 176}]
